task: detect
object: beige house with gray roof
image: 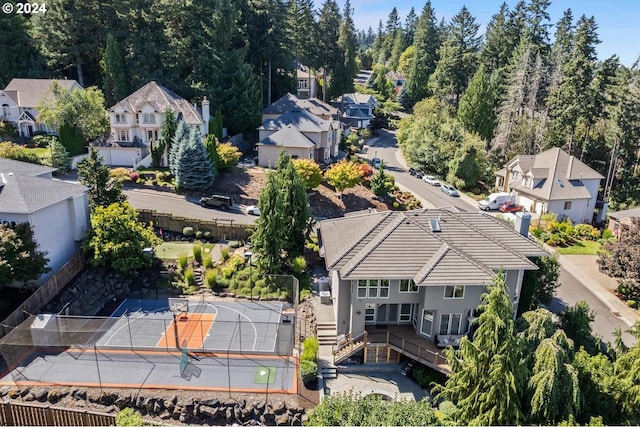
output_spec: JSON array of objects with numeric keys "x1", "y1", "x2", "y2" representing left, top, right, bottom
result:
[
  {"x1": 495, "y1": 147, "x2": 604, "y2": 224},
  {"x1": 318, "y1": 209, "x2": 547, "y2": 347},
  {"x1": 0, "y1": 78, "x2": 82, "y2": 138}
]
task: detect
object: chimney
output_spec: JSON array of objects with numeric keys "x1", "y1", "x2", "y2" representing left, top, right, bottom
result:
[
  {"x1": 202, "y1": 97, "x2": 210, "y2": 133},
  {"x1": 567, "y1": 156, "x2": 574, "y2": 179},
  {"x1": 515, "y1": 212, "x2": 531, "y2": 237}
]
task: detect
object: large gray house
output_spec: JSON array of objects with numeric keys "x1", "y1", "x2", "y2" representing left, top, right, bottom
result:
[{"x1": 318, "y1": 209, "x2": 548, "y2": 350}]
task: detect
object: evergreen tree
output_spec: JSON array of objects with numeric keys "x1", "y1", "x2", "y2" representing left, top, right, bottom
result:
[
  {"x1": 77, "y1": 147, "x2": 125, "y2": 210},
  {"x1": 330, "y1": 0, "x2": 358, "y2": 99},
  {"x1": 204, "y1": 134, "x2": 219, "y2": 178},
  {"x1": 428, "y1": 6, "x2": 481, "y2": 109},
  {"x1": 101, "y1": 34, "x2": 128, "y2": 107},
  {"x1": 457, "y1": 64, "x2": 497, "y2": 142},
  {"x1": 209, "y1": 109, "x2": 224, "y2": 142},
  {"x1": 0, "y1": 11, "x2": 43, "y2": 87},
  {"x1": 404, "y1": 7, "x2": 418, "y2": 46},
  {"x1": 44, "y1": 139, "x2": 71, "y2": 173},
  {"x1": 318, "y1": 0, "x2": 341, "y2": 101},
  {"x1": 287, "y1": 0, "x2": 319, "y2": 69},
  {"x1": 252, "y1": 152, "x2": 311, "y2": 273},
  {"x1": 173, "y1": 127, "x2": 214, "y2": 192},
  {"x1": 370, "y1": 162, "x2": 390, "y2": 197},
  {"x1": 434, "y1": 273, "x2": 525, "y2": 425},
  {"x1": 613, "y1": 326, "x2": 640, "y2": 421},
  {"x1": 169, "y1": 120, "x2": 189, "y2": 178},
  {"x1": 152, "y1": 109, "x2": 177, "y2": 167},
  {"x1": 446, "y1": 135, "x2": 490, "y2": 189},
  {"x1": 0, "y1": 223, "x2": 50, "y2": 286},
  {"x1": 480, "y1": 3, "x2": 513, "y2": 73},
  {"x1": 405, "y1": 1, "x2": 439, "y2": 105}
]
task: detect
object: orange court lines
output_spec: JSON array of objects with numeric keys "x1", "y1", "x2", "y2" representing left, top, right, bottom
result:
[{"x1": 157, "y1": 312, "x2": 216, "y2": 349}]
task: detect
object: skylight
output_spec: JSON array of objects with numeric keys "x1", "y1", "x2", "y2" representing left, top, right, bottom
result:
[
  {"x1": 429, "y1": 218, "x2": 441, "y2": 232},
  {"x1": 556, "y1": 179, "x2": 565, "y2": 188}
]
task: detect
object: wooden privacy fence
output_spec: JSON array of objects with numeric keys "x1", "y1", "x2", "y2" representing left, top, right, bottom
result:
[
  {"x1": 137, "y1": 209, "x2": 255, "y2": 241},
  {"x1": 0, "y1": 252, "x2": 85, "y2": 339},
  {"x1": 0, "y1": 401, "x2": 115, "y2": 426}
]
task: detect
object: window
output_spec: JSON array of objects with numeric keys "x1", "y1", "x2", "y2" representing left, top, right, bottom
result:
[
  {"x1": 117, "y1": 130, "x2": 129, "y2": 141},
  {"x1": 421, "y1": 310, "x2": 434, "y2": 337},
  {"x1": 364, "y1": 304, "x2": 375, "y2": 323},
  {"x1": 444, "y1": 285, "x2": 464, "y2": 299},
  {"x1": 114, "y1": 113, "x2": 126, "y2": 124},
  {"x1": 143, "y1": 113, "x2": 155, "y2": 124},
  {"x1": 524, "y1": 176, "x2": 532, "y2": 188},
  {"x1": 399, "y1": 303, "x2": 413, "y2": 322},
  {"x1": 439, "y1": 313, "x2": 462, "y2": 335},
  {"x1": 1, "y1": 104, "x2": 10, "y2": 117},
  {"x1": 400, "y1": 279, "x2": 418, "y2": 293},
  {"x1": 355, "y1": 279, "x2": 389, "y2": 299},
  {"x1": 298, "y1": 80, "x2": 308, "y2": 89},
  {"x1": 563, "y1": 201, "x2": 572, "y2": 210}
]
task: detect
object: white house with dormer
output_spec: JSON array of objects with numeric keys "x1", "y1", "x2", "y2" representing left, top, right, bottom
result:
[
  {"x1": 99, "y1": 81, "x2": 209, "y2": 167},
  {"x1": 0, "y1": 78, "x2": 82, "y2": 138}
]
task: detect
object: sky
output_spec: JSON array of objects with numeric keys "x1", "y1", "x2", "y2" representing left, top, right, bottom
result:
[{"x1": 341, "y1": 0, "x2": 640, "y2": 67}]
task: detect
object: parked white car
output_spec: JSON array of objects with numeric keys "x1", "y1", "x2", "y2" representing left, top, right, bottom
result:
[
  {"x1": 422, "y1": 175, "x2": 440, "y2": 186},
  {"x1": 245, "y1": 205, "x2": 260, "y2": 216}
]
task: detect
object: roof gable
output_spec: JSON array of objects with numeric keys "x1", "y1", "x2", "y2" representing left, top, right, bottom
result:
[
  {"x1": 257, "y1": 125, "x2": 314, "y2": 148},
  {"x1": 0, "y1": 158, "x2": 56, "y2": 177},
  {"x1": 3, "y1": 79, "x2": 81, "y2": 108},
  {"x1": 0, "y1": 173, "x2": 87, "y2": 214},
  {"x1": 259, "y1": 108, "x2": 330, "y2": 132}
]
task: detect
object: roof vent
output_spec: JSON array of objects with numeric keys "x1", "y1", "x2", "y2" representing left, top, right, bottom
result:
[{"x1": 429, "y1": 218, "x2": 441, "y2": 232}]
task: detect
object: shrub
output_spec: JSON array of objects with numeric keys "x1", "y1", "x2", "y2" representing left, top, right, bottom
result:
[
  {"x1": 184, "y1": 267, "x2": 195, "y2": 285},
  {"x1": 221, "y1": 247, "x2": 230, "y2": 261},
  {"x1": 129, "y1": 171, "x2": 139, "y2": 182},
  {"x1": 627, "y1": 300, "x2": 637, "y2": 308},
  {"x1": 300, "y1": 360, "x2": 318, "y2": 385},
  {"x1": 115, "y1": 408, "x2": 145, "y2": 426},
  {"x1": 203, "y1": 256, "x2": 213, "y2": 269},
  {"x1": 227, "y1": 254, "x2": 246, "y2": 271},
  {"x1": 574, "y1": 224, "x2": 600, "y2": 240},
  {"x1": 183, "y1": 227, "x2": 194, "y2": 237},
  {"x1": 110, "y1": 167, "x2": 131, "y2": 181},
  {"x1": 601, "y1": 228, "x2": 614, "y2": 240},
  {"x1": 203, "y1": 231, "x2": 212, "y2": 239},
  {"x1": 300, "y1": 289, "x2": 312, "y2": 301},
  {"x1": 193, "y1": 245, "x2": 202, "y2": 262},
  {"x1": 178, "y1": 255, "x2": 189, "y2": 270},
  {"x1": 228, "y1": 240, "x2": 241, "y2": 249},
  {"x1": 32, "y1": 134, "x2": 57, "y2": 148},
  {"x1": 302, "y1": 337, "x2": 319, "y2": 362},
  {"x1": 393, "y1": 201, "x2": 399, "y2": 209},
  {"x1": 205, "y1": 270, "x2": 217, "y2": 288},
  {"x1": 291, "y1": 255, "x2": 307, "y2": 274}
]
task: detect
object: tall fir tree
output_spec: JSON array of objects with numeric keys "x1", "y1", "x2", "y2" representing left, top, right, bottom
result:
[
  {"x1": 77, "y1": 147, "x2": 125, "y2": 210},
  {"x1": 173, "y1": 127, "x2": 214, "y2": 192},
  {"x1": 457, "y1": 64, "x2": 497, "y2": 142},
  {"x1": 318, "y1": 0, "x2": 341, "y2": 101},
  {"x1": 101, "y1": 34, "x2": 128, "y2": 106},
  {"x1": 0, "y1": 11, "x2": 43, "y2": 87},
  {"x1": 169, "y1": 120, "x2": 190, "y2": 178},
  {"x1": 330, "y1": 0, "x2": 358, "y2": 99},
  {"x1": 405, "y1": 1, "x2": 439, "y2": 105}
]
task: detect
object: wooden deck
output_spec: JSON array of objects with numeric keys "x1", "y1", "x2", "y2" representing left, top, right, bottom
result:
[{"x1": 365, "y1": 325, "x2": 451, "y2": 374}]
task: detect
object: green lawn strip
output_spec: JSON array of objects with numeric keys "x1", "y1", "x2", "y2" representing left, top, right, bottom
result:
[
  {"x1": 26, "y1": 147, "x2": 50, "y2": 161},
  {"x1": 555, "y1": 239, "x2": 601, "y2": 255},
  {"x1": 156, "y1": 242, "x2": 193, "y2": 259}
]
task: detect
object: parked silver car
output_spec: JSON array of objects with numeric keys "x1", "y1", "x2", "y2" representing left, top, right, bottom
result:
[{"x1": 440, "y1": 184, "x2": 459, "y2": 197}]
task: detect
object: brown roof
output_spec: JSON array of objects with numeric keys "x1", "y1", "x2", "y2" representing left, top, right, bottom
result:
[
  {"x1": 109, "y1": 81, "x2": 203, "y2": 125},
  {"x1": 3, "y1": 79, "x2": 81, "y2": 108},
  {"x1": 319, "y1": 210, "x2": 547, "y2": 285},
  {"x1": 505, "y1": 148, "x2": 603, "y2": 201}
]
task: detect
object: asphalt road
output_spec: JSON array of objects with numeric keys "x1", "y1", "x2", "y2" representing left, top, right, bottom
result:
[
  {"x1": 124, "y1": 188, "x2": 258, "y2": 224},
  {"x1": 549, "y1": 267, "x2": 636, "y2": 348}
]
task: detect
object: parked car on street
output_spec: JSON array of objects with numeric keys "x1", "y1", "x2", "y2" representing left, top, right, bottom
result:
[
  {"x1": 422, "y1": 175, "x2": 440, "y2": 186},
  {"x1": 372, "y1": 157, "x2": 382, "y2": 168},
  {"x1": 409, "y1": 168, "x2": 423, "y2": 179},
  {"x1": 499, "y1": 202, "x2": 525, "y2": 213},
  {"x1": 245, "y1": 205, "x2": 261, "y2": 216},
  {"x1": 200, "y1": 194, "x2": 233, "y2": 210},
  {"x1": 440, "y1": 184, "x2": 460, "y2": 197}
]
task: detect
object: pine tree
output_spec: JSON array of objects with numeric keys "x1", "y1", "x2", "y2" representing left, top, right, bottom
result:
[
  {"x1": 44, "y1": 139, "x2": 71, "y2": 173},
  {"x1": 152, "y1": 109, "x2": 177, "y2": 167},
  {"x1": 0, "y1": 11, "x2": 43, "y2": 87},
  {"x1": 204, "y1": 134, "x2": 219, "y2": 178},
  {"x1": 173, "y1": 127, "x2": 214, "y2": 192},
  {"x1": 405, "y1": 1, "x2": 439, "y2": 105},
  {"x1": 101, "y1": 34, "x2": 128, "y2": 106},
  {"x1": 457, "y1": 64, "x2": 497, "y2": 142},
  {"x1": 480, "y1": 3, "x2": 513, "y2": 73},
  {"x1": 434, "y1": 272, "x2": 525, "y2": 425},
  {"x1": 169, "y1": 121, "x2": 190, "y2": 178},
  {"x1": 329, "y1": 0, "x2": 358, "y2": 99},
  {"x1": 428, "y1": 6, "x2": 481, "y2": 109},
  {"x1": 370, "y1": 162, "x2": 389, "y2": 197},
  {"x1": 318, "y1": 0, "x2": 341, "y2": 101},
  {"x1": 77, "y1": 147, "x2": 125, "y2": 210}
]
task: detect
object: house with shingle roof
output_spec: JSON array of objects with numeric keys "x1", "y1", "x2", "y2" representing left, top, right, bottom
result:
[
  {"x1": 332, "y1": 92, "x2": 378, "y2": 129},
  {"x1": 296, "y1": 68, "x2": 317, "y2": 99},
  {"x1": 317, "y1": 209, "x2": 547, "y2": 347},
  {"x1": 256, "y1": 125, "x2": 314, "y2": 167},
  {"x1": 0, "y1": 78, "x2": 82, "y2": 138},
  {"x1": 607, "y1": 207, "x2": 640, "y2": 239},
  {"x1": 0, "y1": 159, "x2": 89, "y2": 284},
  {"x1": 495, "y1": 147, "x2": 604, "y2": 224},
  {"x1": 257, "y1": 105, "x2": 339, "y2": 165},
  {"x1": 101, "y1": 81, "x2": 209, "y2": 167}
]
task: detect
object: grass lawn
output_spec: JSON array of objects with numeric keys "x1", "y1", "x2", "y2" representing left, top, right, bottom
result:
[
  {"x1": 26, "y1": 147, "x2": 50, "y2": 161},
  {"x1": 155, "y1": 241, "x2": 215, "y2": 259},
  {"x1": 555, "y1": 239, "x2": 601, "y2": 255}
]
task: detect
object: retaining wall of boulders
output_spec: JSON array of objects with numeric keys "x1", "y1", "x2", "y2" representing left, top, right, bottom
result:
[{"x1": 0, "y1": 386, "x2": 308, "y2": 425}]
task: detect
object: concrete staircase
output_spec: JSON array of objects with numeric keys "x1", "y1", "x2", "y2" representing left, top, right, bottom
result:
[{"x1": 316, "y1": 321, "x2": 337, "y2": 346}]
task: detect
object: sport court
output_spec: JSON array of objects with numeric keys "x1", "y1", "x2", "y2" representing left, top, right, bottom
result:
[{"x1": 0, "y1": 298, "x2": 297, "y2": 393}]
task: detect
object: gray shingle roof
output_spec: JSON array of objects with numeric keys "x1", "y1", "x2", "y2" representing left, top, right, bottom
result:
[
  {"x1": 318, "y1": 210, "x2": 547, "y2": 285},
  {"x1": 608, "y1": 207, "x2": 640, "y2": 221},
  {"x1": 261, "y1": 93, "x2": 338, "y2": 118},
  {"x1": 259, "y1": 108, "x2": 330, "y2": 132},
  {"x1": 0, "y1": 158, "x2": 56, "y2": 177},
  {"x1": 333, "y1": 92, "x2": 378, "y2": 107},
  {"x1": 0, "y1": 173, "x2": 87, "y2": 214},
  {"x1": 3, "y1": 79, "x2": 81, "y2": 108},
  {"x1": 109, "y1": 81, "x2": 203, "y2": 125},
  {"x1": 256, "y1": 125, "x2": 314, "y2": 148},
  {"x1": 505, "y1": 148, "x2": 604, "y2": 201}
]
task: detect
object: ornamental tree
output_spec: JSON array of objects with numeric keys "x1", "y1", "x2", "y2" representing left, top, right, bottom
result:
[
  {"x1": 324, "y1": 159, "x2": 363, "y2": 193},
  {"x1": 0, "y1": 223, "x2": 50, "y2": 286},
  {"x1": 216, "y1": 142, "x2": 241, "y2": 171},
  {"x1": 84, "y1": 202, "x2": 161, "y2": 275},
  {"x1": 77, "y1": 147, "x2": 125, "y2": 210},
  {"x1": 292, "y1": 158, "x2": 323, "y2": 189}
]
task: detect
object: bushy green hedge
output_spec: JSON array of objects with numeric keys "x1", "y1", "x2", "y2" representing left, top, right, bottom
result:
[
  {"x1": 302, "y1": 336, "x2": 318, "y2": 362},
  {"x1": 300, "y1": 359, "x2": 318, "y2": 384}
]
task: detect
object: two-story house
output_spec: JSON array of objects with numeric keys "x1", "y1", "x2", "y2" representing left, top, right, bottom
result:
[
  {"x1": 317, "y1": 209, "x2": 547, "y2": 365},
  {"x1": 495, "y1": 147, "x2": 604, "y2": 224},
  {"x1": 0, "y1": 158, "x2": 89, "y2": 284},
  {"x1": 0, "y1": 79, "x2": 82, "y2": 138},
  {"x1": 384, "y1": 71, "x2": 406, "y2": 94},
  {"x1": 296, "y1": 68, "x2": 317, "y2": 99},
  {"x1": 332, "y1": 92, "x2": 378, "y2": 129},
  {"x1": 100, "y1": 81, "x2": 209, "y2": 167},
  {"x1": 257, "y1": 95, "x2": 340, "y2": 166}
]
